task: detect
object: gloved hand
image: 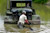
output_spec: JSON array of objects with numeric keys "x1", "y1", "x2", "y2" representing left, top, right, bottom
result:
[
  {"x1": 25, "y1": 20, "x2": 29, "y2": 24},
  {"x1": 28, "y1": 22, "x2": 31, "y2": 25}
]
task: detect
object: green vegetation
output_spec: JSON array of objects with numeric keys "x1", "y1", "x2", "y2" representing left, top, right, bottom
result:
[
  {"x1": 32, "y1": 3, "x2": 50, "y2": 21},
  {"x1": 32, "y1": 0, "x2": 48, "y2": 4},
  {"x1": 0, "y1": 0, "x2": 7, "y2": 15}
]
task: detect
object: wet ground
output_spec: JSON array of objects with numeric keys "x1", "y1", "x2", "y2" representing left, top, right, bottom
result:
[{"x1": 0, "y1": 16, "x2": 50, "y2": 33}]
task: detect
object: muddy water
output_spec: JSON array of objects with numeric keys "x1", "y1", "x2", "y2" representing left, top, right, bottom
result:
[
  {"x1": 4, "y1": 24, "x2": 40, "y2": 33},
  {"x1": 4, "y1": 20, "x2": 50, "y2": 33},
  {"x1": 0, "y1": 15, "x2": 50, "y2": 33},
  {"x1": 4, "y1": 23, "x2": 50, "y2": 33}
]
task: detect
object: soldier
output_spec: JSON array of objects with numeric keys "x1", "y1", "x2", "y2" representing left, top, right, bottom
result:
[
  {"x1": 27, "y1": 3, "x2": 30, "y2": 8},
  {"x1": 17, "y1": 11, "x2": 33, "y2": 31},
  {"x1": 17, "y1": 11, "x2": 29, "y2": 29}
]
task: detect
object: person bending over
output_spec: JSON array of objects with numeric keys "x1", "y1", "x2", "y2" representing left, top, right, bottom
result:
[{"x1": 17, "y1": 11, "x2": 29, "y2": 29}]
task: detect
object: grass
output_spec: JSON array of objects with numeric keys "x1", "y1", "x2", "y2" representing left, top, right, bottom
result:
[
  {"x1": 0, "y1": 0, "x2": 7, "y2": 15},
  {"x1": 32, "y1": 3, "x2": 50, "y2": 21},
  {"x1": 0, "y1": 0, "x2": 50, "y2": 21}
]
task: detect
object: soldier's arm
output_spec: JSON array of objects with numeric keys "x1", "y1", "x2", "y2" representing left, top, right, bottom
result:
[{"x1": 25, "y1": 16, "x2": 29, "y2": 24}]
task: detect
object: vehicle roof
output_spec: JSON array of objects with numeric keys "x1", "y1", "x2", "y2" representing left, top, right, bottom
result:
[{"x1": 10, "y1": 0, "x2": 32, "y2": 1}]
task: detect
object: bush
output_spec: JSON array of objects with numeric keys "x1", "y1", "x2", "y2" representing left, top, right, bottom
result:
[{"x1": 32, "y1": 0, "x2": 48, "y2": 4}]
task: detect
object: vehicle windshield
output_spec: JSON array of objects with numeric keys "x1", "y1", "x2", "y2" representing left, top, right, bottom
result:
[{"x1": 11, "y1": 1, "x2": 31, "y2": 8}]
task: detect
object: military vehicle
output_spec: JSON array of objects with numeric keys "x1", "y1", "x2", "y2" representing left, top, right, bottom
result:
[{"x1": 4, "y1": 0, "x2": 41, "y2": 24}]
